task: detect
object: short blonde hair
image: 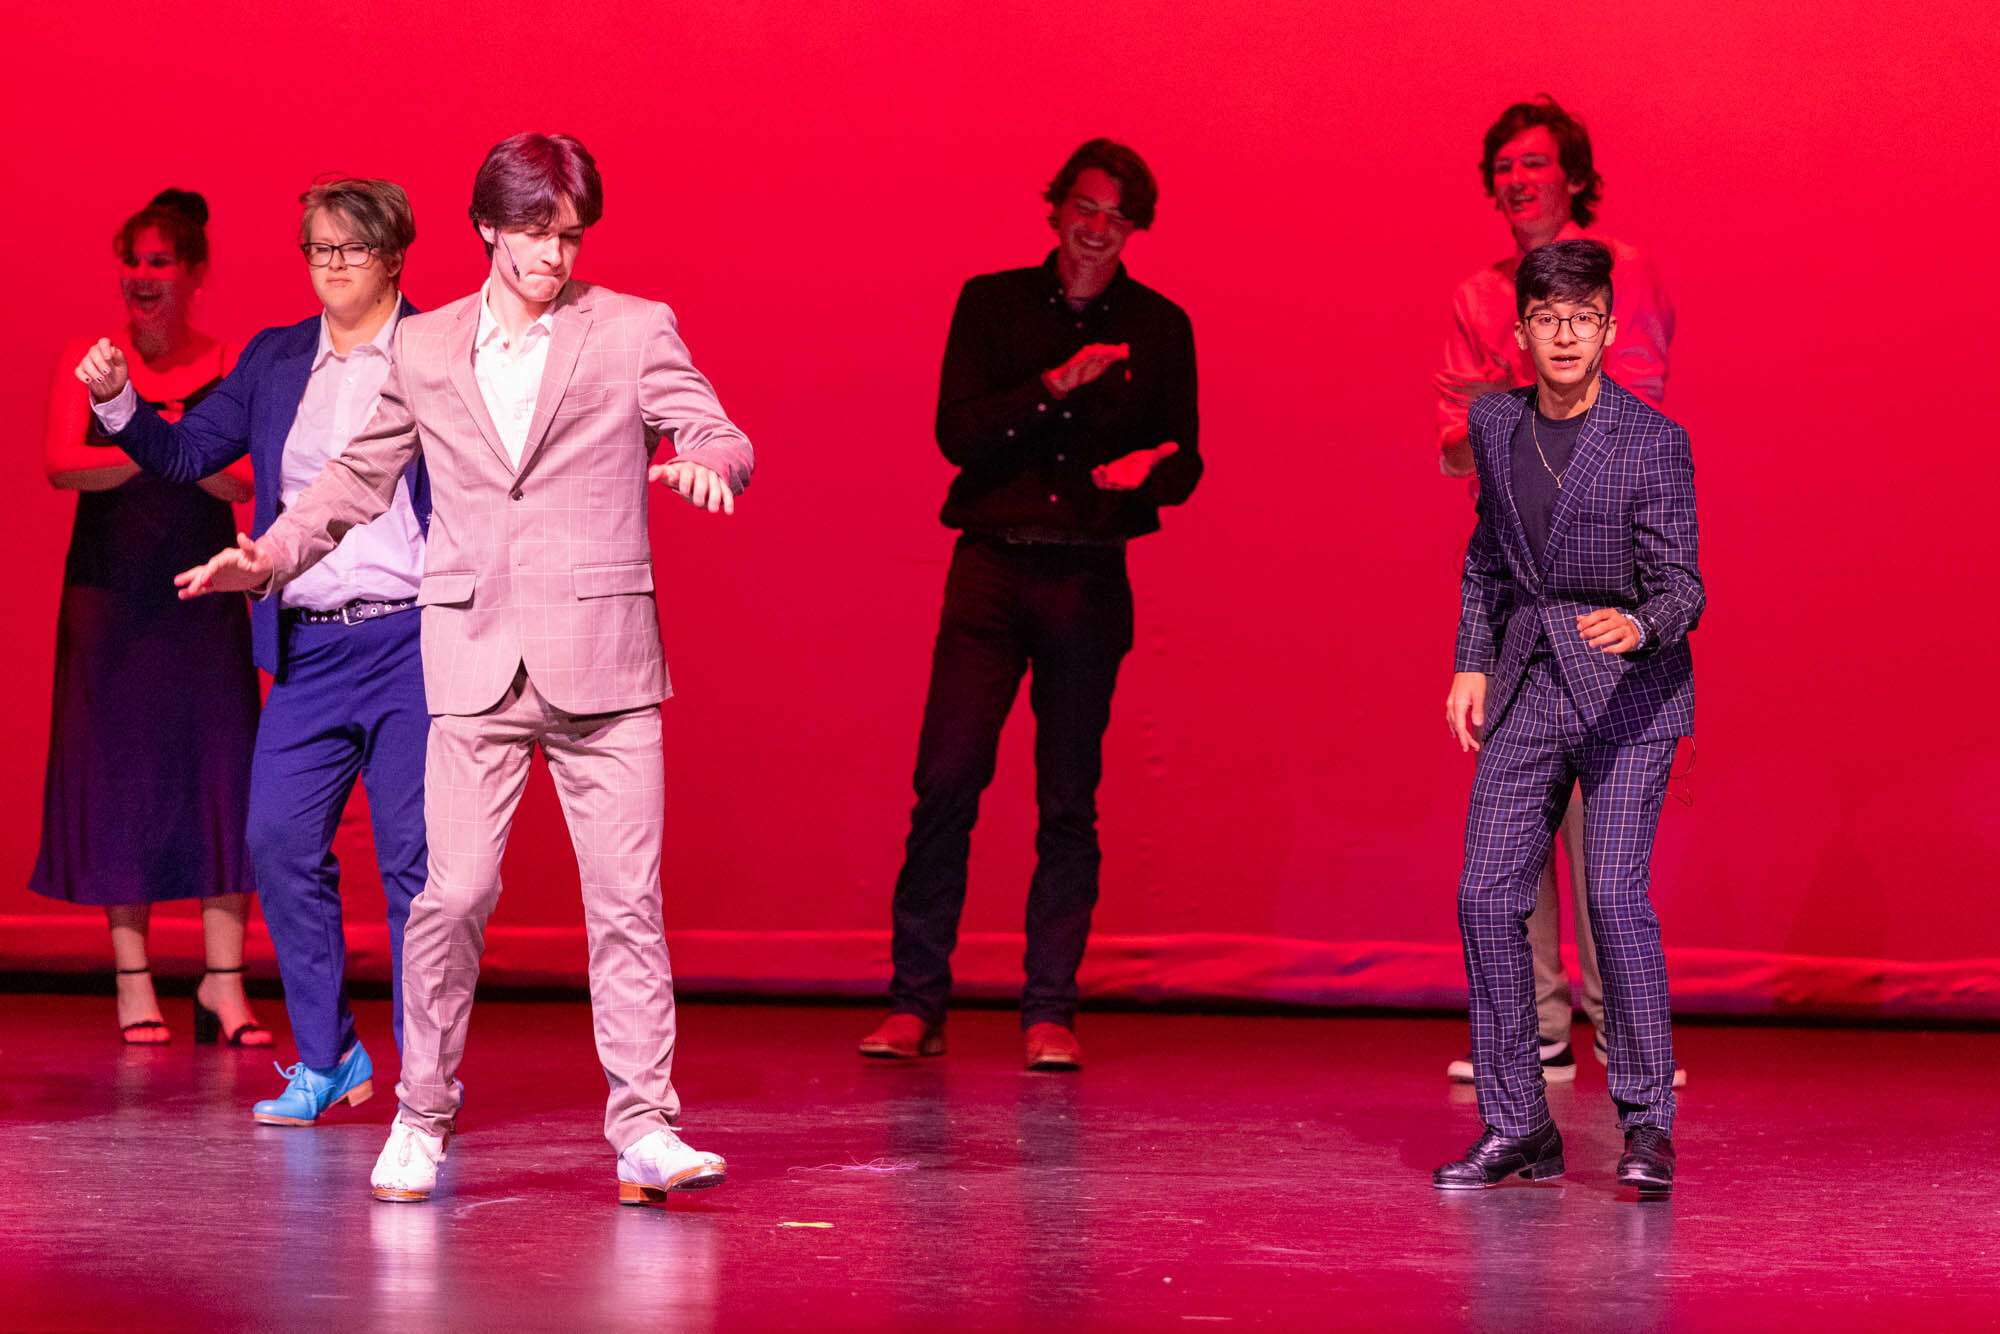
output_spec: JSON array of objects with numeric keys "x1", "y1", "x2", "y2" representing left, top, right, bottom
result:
[{"x1": 298, "y1": 177, "x2": 416, "y2": 271}]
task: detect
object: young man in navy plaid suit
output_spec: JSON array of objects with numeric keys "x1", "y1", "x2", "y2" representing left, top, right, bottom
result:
[{"x1": 1435, "y1": 239, "x2": 1702, "y2": 1197}]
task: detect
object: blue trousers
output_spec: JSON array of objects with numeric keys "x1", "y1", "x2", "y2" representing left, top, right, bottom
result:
[
  {"x1": 246, "y1": 611, "x2": 428, "y2": 1071},
  {"x1": 1459, "y1": 658, "x2": 1678, "y2": 1137}
]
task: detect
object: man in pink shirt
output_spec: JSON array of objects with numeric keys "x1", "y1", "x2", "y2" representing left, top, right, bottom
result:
[
  {"x1": 1438, "y1": 97, "x2": 1673, "y2": 478},
  {"x1": 1435, "y1": 96, "x2": 1683, "y2": 1088}
]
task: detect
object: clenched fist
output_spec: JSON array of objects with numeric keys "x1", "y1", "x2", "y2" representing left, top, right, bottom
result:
[{"x1": 74, "y1": 338, "x2": 130, "y2": 404}]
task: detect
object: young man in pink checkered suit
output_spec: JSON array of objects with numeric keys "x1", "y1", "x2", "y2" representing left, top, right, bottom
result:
[{"x1": 176, "y1": 133, "x2": 754, "y2": 1207}]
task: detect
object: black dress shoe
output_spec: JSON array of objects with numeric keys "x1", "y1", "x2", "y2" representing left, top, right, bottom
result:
[
  {"x1": 1617, "y1": 1126, "x2": 1675, "y2": 1197},
  {"x1": 1432, "y1": 1122, "x2": 1564, "y2": 1190}
]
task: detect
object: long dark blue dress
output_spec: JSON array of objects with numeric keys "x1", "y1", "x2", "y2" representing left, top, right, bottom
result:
[{"x1": 30, "y1": 357, "x2": 260, "y2": 906}]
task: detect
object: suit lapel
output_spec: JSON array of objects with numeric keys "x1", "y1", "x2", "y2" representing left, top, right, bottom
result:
[
  {"x1": 251, "y1": 324, "x2": 319, "y2": 528},
  {"x1": 513, "y1": 286, "x2": 593, "y2": 485},
  {"x1": 1538, "y1": 386, "x2": 1620, "y2": 581},
  {"x1": 445, "y1": 298, "x2": 513, "y2": 473},
  {"x1": 263, "y1": 329, "x2": 317, "y2": 482},
  {"x1": 1486, "y1": 393, "x2": 1541, "y2": 593}
]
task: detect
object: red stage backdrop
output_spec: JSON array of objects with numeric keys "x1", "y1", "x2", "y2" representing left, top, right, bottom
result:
[{"x1": 3, "y1": 0, "x2": 1995, "y2": 1018}]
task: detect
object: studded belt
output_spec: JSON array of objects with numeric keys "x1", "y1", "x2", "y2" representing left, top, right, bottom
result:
[{"x1": 283, "y1": 597, "x2": 417, "y2": 626}]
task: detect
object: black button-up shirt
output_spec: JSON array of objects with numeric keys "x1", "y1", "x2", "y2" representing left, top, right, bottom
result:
[{"x1": 934, "y1": 250, "x2": 1202, "y2": 539}]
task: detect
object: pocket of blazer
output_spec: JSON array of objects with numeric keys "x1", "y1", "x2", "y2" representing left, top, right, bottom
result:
[
  {"x1": 416, "y1": 571, "x2": 476, "y2": 606},
  {"x1": 572, "y1": 560, "x2": 655, "y2": 599}
]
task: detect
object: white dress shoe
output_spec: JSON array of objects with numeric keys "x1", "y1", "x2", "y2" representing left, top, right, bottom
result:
[
  {"x1": 616, "y1": 1127, "x2": 726, "y2": 1203},
  {"x1": 372, "y1": 1119, "x2": 449, "y2": 1202}
]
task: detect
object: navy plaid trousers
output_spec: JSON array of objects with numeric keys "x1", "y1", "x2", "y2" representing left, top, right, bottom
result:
[{"x1": 1461, "y1": 658, "x2": 1678, "y2": 1136}]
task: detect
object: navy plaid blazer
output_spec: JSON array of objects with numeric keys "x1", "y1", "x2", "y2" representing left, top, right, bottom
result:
[{"x1": 1454, "y1": 378, "x2": 1703, "y2": 745}]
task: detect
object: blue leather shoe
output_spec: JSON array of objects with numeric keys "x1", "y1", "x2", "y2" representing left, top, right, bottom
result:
[{"x1": 252, "y1": 1043, "x2": 374, "y2": 1126}]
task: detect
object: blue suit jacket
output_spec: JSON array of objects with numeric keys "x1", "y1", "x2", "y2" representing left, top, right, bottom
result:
[
  {"x1": 110, "y1": 299, "x2": 428, "y2": 680},
  {"x1": 1455, "y1": 378, "x2": 1703, "y2": 745}
]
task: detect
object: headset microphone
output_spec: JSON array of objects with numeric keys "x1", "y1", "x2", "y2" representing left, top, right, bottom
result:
[{"x1": 499, "y1": 234, "x2": 522, "y2": 279}]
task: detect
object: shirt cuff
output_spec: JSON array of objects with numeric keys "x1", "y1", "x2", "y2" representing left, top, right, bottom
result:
[
  {"x1": 91, "y1": 384, "x2": 138, "y2": 435},
  {"x1": 1626, "y1": 611, "x2": 1649, "y2": 649}
]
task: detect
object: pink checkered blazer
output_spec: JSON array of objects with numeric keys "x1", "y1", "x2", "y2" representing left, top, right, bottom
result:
[{"x1": 259, "y1": 280, "x2": 754, "y2": 717}]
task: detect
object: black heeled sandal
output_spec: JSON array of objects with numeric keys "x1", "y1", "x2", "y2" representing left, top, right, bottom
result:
[
  {"x1": 193, "y1": 966, "x2": 273, "y2": 1047},
  {"x1": 115, "y1": 966, "x2": 172, "y2": 1045}
]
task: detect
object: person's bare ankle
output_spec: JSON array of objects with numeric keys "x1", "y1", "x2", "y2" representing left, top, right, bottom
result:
[{"x1": 115, "y1": 970, "x2": 164, "y2": 1026}]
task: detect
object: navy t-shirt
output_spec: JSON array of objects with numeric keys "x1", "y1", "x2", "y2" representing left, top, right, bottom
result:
[{"x1": 1510, "y1": 399, "x2": 1590, "y2": 570}]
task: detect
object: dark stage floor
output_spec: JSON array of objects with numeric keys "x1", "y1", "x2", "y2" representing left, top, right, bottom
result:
[{"x1": 1, "y1": 995, "x2": 1996, "y2": 1333}]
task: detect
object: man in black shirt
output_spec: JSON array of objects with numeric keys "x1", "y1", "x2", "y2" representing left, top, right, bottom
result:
[{"x1": 859, "y1": 138, "x2": 1202, "y2": 1070}]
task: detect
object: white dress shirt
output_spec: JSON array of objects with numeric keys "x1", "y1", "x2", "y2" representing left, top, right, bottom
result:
[
  {"x1": 278, "y1": 307, "x2": 425, "y2": 610},
  {"x1": 90, "y1": 305, "x2": 427, "y2": 610},
  {"x1": 472, "y1": 281, "x2": 557, "y2": 469}
]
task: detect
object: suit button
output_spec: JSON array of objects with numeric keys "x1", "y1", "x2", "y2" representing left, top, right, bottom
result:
[{"x1": 510, "y1": 488, "x2": 524, "y2": 501}]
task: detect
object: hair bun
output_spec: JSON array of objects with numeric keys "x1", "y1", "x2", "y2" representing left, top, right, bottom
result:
[{"x1": 149, "y1": 188, "x2": 210, "y2": 228}]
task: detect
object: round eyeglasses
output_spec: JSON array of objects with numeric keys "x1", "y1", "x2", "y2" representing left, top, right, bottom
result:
[
  {"x1": 300, "y1": 242, "x2": 379, "y2": 268},
  {"x1": 1524, "y1": 311, "x2": 1607, "y2": 341}
]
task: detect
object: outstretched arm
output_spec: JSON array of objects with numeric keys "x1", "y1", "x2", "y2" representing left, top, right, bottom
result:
[{"x1": 244, "y1": 350, "x2": 419, "y2": 593}]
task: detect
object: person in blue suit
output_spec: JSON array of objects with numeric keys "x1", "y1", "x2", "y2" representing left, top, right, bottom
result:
[
  {"x1": 76, "y1": 179, "x2": 429, "y2": 1126},
  {"x1": 1432, "y1": 239, "x2": 1702, "y2": 1198}
]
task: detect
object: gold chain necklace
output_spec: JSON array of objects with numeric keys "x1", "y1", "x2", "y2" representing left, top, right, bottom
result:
[{"x1": 1529, "y1": 394, "x2": 1587, "y2": 490}]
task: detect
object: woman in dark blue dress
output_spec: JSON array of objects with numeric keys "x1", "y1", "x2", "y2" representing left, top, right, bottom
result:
[{"x1": 33, "y1": 190, "x2": 270, "y2": 1046}]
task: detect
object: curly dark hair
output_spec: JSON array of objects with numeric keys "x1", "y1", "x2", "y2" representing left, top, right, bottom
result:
[{"x1": 1480, "y1": 97, "x2": 1603, "y2": 229}]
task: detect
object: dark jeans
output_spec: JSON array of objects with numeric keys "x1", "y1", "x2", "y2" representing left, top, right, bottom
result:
[{"x1": 889, "y1": 533, "x2": 1134, "y2": 1029}]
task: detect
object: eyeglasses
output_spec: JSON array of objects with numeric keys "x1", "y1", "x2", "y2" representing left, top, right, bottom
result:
[
  {"x1": 1524, "y1": 311, "x2": 1607, "y2": 341},
  {"x1": 300, "y1": 242, "x2": 379, "y2": 268}
]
